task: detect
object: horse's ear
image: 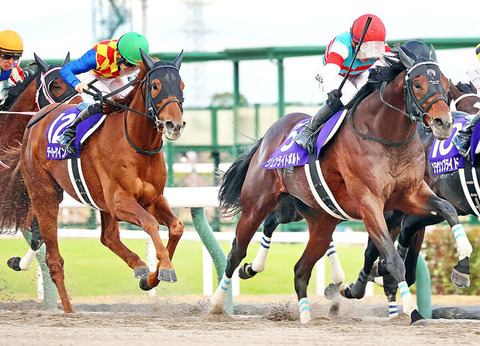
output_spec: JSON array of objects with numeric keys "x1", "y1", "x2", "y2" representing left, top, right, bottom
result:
[
  {"x1": 62, "y1": 52, "x2": 71, "y2": 66},
  {"x1": 34, "y1": 53, "x2": 50, "y2": 73},
  {"x1": 140, "y1": 48, "x2": 155, "y2": 71},
  {"x1": 395, "y1": 46, "x2": 415, "y2": 69},
  {"x1": 430, "y1": 45, "x2": 438, "y2": 62},
  {"x1": 173, "y1": 50, "x2": 184, "y2": 70}
]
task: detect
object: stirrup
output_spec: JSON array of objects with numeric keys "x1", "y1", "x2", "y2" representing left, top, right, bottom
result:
[{"x1": 58, "y1": 135, "x2": 76, "y2": 154}]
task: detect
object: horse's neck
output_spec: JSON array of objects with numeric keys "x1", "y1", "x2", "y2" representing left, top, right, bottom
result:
[
  {"x1": 10, "y1": 83, "x2": 37, "y2": 112},
  {"x1": 124, "y1": 101, "x2": 163, "y2": 152},
  {"x1": 357, "y1": 83, "x2": 416, "y2": 143}
]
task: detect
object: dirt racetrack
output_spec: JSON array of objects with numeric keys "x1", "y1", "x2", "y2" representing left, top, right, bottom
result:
[{"x1": 1, "y1": 295, "x2": 480, "y2": 345}]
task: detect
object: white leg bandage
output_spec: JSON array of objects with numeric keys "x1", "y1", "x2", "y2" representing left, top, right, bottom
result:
[
  {"x1": 251, "y1": 236, "x2": 271, "y2": 273},
  {"x1": 452, "y1": 224, "x2": 473, "y2": 260},
  {"x1": 388, "y1": 301, "x2": 399, "y2": 319},
  {"x1": 398, "y1": 281, "x2": 417, "y2": 317},
  {"x1": 298, "y1": 297, "x2": 312, "y2": 324},
  {"x1": 19, "y1": 248, "x2": 39, "y2": 271},
  {"x1": 210, "y1": 274, "x2": 231, "y2": 313},
  {"x1": 326, "y1": 243, "x2": 345, "y2": 284}
]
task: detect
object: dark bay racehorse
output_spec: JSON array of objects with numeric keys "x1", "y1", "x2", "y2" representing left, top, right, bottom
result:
[
  {"x1": 341, "y1": 81, "x2": 480, "y2": 307},
  {"x1": 0, "y1": 51, "x2": 186, "y2": 313},
  {"x1": 210, "y1": 46, "x2": 472, "y2": 326},
  {"x1": 0, "y1": 54, "x2": 81, "y2": 271}
]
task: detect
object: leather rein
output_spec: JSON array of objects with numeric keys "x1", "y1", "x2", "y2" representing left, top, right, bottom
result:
[{"x1": 349, "y1": 60, "x2": 448, "y2": 146}]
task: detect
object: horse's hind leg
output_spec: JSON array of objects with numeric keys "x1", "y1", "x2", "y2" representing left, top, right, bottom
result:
[
  {"x1": 7, "y1": 217, "x2": 43, "y2": 271},
  {"x1": 211, "y1": 195, "x2": 278, "y2": 313},
  {"x1": 293, "y1": 212, "x2": 337, "y2": 323},
  {"x1": 99, "y1": 211, "x2": 149, "y2": 278}
]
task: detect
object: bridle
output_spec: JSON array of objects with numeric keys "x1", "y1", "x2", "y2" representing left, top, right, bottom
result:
[
  {"x1": 349, "y1": 58, "x2": 449, "y2": 146},
  {"x1": 87, "y1": 61, "x2": 184, "y2": 156},
  {"x1": 35, "y1": 66, "x2": 77, "y2": 109}
]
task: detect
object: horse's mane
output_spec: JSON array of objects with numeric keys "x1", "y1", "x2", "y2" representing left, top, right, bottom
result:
[
  {"x1": 0, "y1": 66, "x2": 39, "y2": 111},
  {"x1": 345, "y1": 53, "x2": 406, "y2": 110}
]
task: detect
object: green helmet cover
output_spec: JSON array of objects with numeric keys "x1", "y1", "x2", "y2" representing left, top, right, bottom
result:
[{"x1": 117, "y1": 32, "x2": 149, "y2": 65}]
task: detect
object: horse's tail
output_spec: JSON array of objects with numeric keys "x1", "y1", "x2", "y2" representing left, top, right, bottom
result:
[
  {"x1": 218, "y1": 138, "x2": 263, "y2": 217},
  {"x1": 0, "y1": 145, "x2": 32, "y2": 234}
]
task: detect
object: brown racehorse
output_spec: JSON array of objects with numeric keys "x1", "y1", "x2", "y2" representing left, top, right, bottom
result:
[
  {"x1": 341, "y1": 81, "x2": 480, "y2": 309},
  {"x1": 0, "y1": 51, "x2": 186, "y2": 313},
  {"x1": 0, "y1": 53, "x2": 81, "y2": 271},
  {"x1": 210, "y1": 46, "x2": 472, "y2": 326}
]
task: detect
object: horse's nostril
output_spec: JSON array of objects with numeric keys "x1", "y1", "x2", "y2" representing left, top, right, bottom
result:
[
  {"x1": 433, "y1": 118, "x2": 444, "y2": 128},
  {"x1": 165, "y1": 121, "x2": 175, "y2": 130}
]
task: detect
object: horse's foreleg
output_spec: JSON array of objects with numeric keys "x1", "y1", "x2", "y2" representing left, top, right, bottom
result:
[
  {"x1": 110, "y1": 192, "x2": 173, "y2": 290},
  {"x1": 99, "y1": 211, "x2": 149, "y2": 278},
  {"x1": 361, "y1": 198, "x2": 426, "y2": 326},
  {"x1": 402, "y1": 185, "x2": 472, "y2": 288}
]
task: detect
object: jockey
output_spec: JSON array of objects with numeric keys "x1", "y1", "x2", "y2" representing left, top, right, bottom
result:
[
  {"x1": 0, "y1": 30, "x2": 25, "y2": 100},
  {"x1": 295, "y1": 14, "x2": 390, "y2": 152},
  {"x1": 452, "y1": 42, "x2": 480, "y2": 158},
  {"x1": 58, "y1": 32, "x2": 149, "y2": 153}
]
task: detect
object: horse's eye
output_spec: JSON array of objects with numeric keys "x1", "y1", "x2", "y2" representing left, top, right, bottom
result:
[
  {"x1": 413, "y1": 82, "x2": 422, "y2": 89},
  {"x1": 152, "y1": 84, "x2": 159, "y2": 91}
]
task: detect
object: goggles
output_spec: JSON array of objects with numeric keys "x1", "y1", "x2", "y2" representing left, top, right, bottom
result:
[
  {"x1": 0, "y1": 52, "x2": 22, "y2": 61},
  {"x1": 357, "y1": 41, "x2": 385, "y2": 60},
  {"x1": 118, "y1": 56, "x2": 136, "y2": 68}
]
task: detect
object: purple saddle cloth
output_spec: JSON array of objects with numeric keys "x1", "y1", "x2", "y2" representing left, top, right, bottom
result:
[
  {"x1": 46, "y1": 107, "x2": 105, "y2": 160},
  {"x1": 262, "y1": 110, "x2": 346, "y2": 169},
  {"x1": 429, "y1": 118, "x2": 480, "y2": 175}
]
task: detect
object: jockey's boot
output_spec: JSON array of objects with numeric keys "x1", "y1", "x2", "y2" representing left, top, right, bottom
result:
[
  {"x1": 294, "y1": 89, "x2": 344, "y2": 153},
  {"x1": 452, "y1": 113, "x2": 480, "y2": 159},
  {"x1": 57, "y1": 103, "x2": 102, "y2": 154}
]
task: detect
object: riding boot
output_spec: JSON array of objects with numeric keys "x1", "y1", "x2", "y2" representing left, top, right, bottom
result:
[
  {"x1": 57, "y1": 103, "x2": 102, "y2": 154},
  {"x1": 452, "y1": 113, "x2": 480, "y2": 158},
  {"x1": 294, "y1": 89, "x2": 344, "y2": 153}
]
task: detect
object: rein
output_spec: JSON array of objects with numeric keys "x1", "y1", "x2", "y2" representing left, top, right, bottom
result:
[
  {"x1": 349, "y1": 60, "x2": 448, "y2": 146},
  {"x1": 86, "y1": 64, "x2": 183, "y2": 156}
]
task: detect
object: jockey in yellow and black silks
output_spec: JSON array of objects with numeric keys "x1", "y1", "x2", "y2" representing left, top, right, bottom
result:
[{"x1": 58, "y1": 32, "x2": 149, "y2": 153}]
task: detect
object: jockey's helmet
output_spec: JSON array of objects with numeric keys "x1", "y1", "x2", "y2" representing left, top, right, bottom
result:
[
  {"x1": 476, "y1": 43, "x2": 480, "y2": 61},
  {"x1": 117, "y1": 32, "x2": 150, "y2": 65},
  {"x1": 0, "y1": 30, "x2": 23, "y2": 54},
  {"x1": 351, "y1": 14, "x2": 386, "y2": 43}
]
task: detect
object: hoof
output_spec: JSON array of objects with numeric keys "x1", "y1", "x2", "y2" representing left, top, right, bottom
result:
[
  {"x1": 410, "y1": 309, "x2": 428, "y2": 326},
  {"x1": 158, "y1": 268, "x2": 177, "y2": 283},
  {"x1": 7, "y1": 257, "x2": 22, "y2": 271},
  {"x1": 134, "y1": 266, "x2": 150, "y2": 278},
  {"x1": 339, "y1": 284, "x2": 354, "y2": 299},
  {"x1": 324, "y1": 282, "x2": 342, "y2": 300},
  {"x1": 139, "y1": 273, "x2": 153, "y2": 291},
  {"x1": 238, "y1": 263, "x2": 257, "y2": 280},
  {"x1": 451, "y1": 268, "x2": 470, "y2": 288}
]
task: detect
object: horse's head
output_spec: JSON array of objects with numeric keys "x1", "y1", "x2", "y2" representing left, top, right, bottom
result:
[
  {"x1": 140, "y1": 50, "x2": 185, "y2": 141},
  {"x1": 34, "y1": 53, "x2": 79, "y2": 108},
  {"x1": 396, "y1": 45, "x2": 453, "y2": 140}
]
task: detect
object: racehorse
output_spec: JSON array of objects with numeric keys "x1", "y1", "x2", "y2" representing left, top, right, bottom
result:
[
  {"x1": 0, "y1": 51, "x2": 186, "y2": 313},
  {"x1": 210, "y1": 46, "x2": 472, "y2": 326},
  {"x1": 341, "y1": 80, "x2": 480, "y2": 308},
  {"x1": 0, "y1": 53, "x2": 81, "y2": 272}
]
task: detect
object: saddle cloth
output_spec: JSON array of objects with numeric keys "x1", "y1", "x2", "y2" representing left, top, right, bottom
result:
[
  {"x1": 262, "y1": 109, "x2": 347, "y2": 169},
  {"x1": 429, "y1": 117, "x2": 480, "y2": 175},
  {"x1": 46, "y1": 106, "x2": 106, "y2": 160}
]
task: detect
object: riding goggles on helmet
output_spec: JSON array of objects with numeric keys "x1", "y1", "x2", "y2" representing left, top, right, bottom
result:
[
  {"x1": 0, "y1": 52, "x2": 21, "y2": 61},
  {"x1": 117, "y1": 56, "x2": 136, "y2": 68},
  {"x1": 357, "y1": 41, "x2": 385, "y2": 59}
]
